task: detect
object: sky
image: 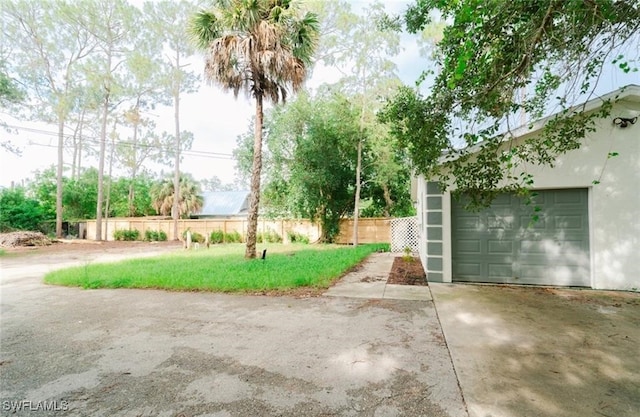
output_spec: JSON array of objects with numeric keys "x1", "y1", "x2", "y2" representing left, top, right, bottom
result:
[
  {"x1": 1, "y1": 0, "x2": 637, "y2": 189},
  {"x1": 0, "y1": 0, "x2": 421, "y2": 189}
]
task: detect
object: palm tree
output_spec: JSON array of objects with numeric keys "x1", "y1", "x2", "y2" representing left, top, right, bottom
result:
[
  {"x1": 189, "y1": 0, "x2": 319, "y2": 259},
  {"x1": 150, "y1": 175, "x2": 204, "y2": 219}
]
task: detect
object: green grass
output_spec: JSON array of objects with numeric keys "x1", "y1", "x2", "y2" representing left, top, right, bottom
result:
[
  {"x1": 0, "y1": 248, "x2": 5, "y2": 256},
  {"x1": 44, "y1": 243, "x2": 388, "y2": 292}
]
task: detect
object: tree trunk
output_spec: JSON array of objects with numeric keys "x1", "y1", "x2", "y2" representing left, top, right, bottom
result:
[
  {"x1": 353, "y1": 139, "x2": 362, "y2": 246},
  {"x1": 382, "y1": 183, "x2": 393, "y2": 217},
  {"x1": 172, "y1": 55, "x2": 181, "y2": 241},
  {"x1": 104, "y1": 125, "x2": 116, "y2": 239},
  {"x1": 55, "y1": 118, "x2": 64, "y2": 239},
  {"x1": 95, "y1": 87, "x2": 109, "y2": 241},
  {"x1": 353, "y1": 65, "x2": 367, "y2": 247},
  {"x1": 128, "y1": 112, "x2": 139, "y2": 217},
  {"x1": 245, "y1": 94, "x2": 264, "y2": 259}
]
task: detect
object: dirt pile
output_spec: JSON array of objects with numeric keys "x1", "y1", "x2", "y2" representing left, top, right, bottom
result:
[{"x1": 0, "y1": 231, "x2": 53, "y2": 247}]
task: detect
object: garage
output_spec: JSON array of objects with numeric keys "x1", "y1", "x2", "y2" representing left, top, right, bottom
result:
[{"x1": 451, "y1": 188, "x2": 590, "y2": 287}]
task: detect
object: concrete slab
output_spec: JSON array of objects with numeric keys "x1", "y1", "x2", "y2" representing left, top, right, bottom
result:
[
  {"x1": 0, "y1": 249, "x2": 468, "y2": 417},
  {"x1": 325, "y1": 252, "x2": 432, "y2": 301},
  {"x1": 383, "y1": 284, "x2": 432, "y2": 301},
  {"x1": 430, "y1": 283, "x2": 640, "y2": 417}
]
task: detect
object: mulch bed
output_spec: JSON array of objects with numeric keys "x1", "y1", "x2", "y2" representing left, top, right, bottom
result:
[{"x1": 387, "y1": 256, "x2": 428, "y2": 286}]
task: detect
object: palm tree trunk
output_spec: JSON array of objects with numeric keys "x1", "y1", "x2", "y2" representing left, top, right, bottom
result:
[{"x1": 245, "y1": 94, "x2": 264, "y2": 259}]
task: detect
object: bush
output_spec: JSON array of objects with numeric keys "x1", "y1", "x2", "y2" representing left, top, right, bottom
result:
[
  {"x1": 183, "y1": 229, "x2": 205, "y2": 244},
  {"x1": 113, "y1": 229, "x2": 140, "y2": 241},
  {"x1": 0, "y1": 187, "x2": 45, "y2": 232},
  {"x1": 144, "y1": 230, "x2": 167, "y2": 242},
  {"x1": 208, "y1": 230, "x2": 242, "y2": 244},
  {"x1": 224, "y1": 230, "x2": 242, "y2": 243},
  {"x1": 210, "y1": 230, "x2": 224, "y2": 244},
  {"x1": 257, "y1": 229, "x2": 282, "y2": 243},
  {"x1": 287, "y1": 231, "x2": 309, "y2": 244}
]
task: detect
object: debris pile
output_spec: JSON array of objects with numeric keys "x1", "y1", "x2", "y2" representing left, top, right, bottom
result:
[{"x1": 0, "y1": 231, "x2": 53, "y2": 247}]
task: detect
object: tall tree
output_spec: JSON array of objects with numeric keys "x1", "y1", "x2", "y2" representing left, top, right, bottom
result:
[
  {"x1": 236, "y1": 91, "x2": 365, "y2": 241},
  {"x1": 150, "y1": 174, "x2": 204, "y2": 219},
  {"x1": 76, "y1": 0, "x2": 141, "y2": 240},
  {"x1": 145, "y1": 0, "x2": 199, "y2": 241},
  {"x1": 382, "y1": 0, "x2": 640, "y2": 207},
  {"x1": 313, "y1": 0, "x2": 401, "y2": 245},
  {"x1": 189, "y1": 0, "x2": 319, "y2": 258},
  {"x1": 3, "y1": 0, "x2": 96, "y2": 237}
]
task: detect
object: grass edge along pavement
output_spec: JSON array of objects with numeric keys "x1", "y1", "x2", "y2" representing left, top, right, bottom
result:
[{"x1": 43, "y1": 243, "x2": 388, "y2": 292}]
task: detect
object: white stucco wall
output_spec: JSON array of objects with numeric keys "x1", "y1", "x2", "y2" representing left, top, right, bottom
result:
[
  {"x1": 515, "y1": 100, "x2": 640, "y2": 290},
  {"x1": 419, "y1": 93, "x2": 640, "y2": 291}
]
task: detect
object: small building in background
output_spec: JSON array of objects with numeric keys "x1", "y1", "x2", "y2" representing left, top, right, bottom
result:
[{"x1": 193, "y1": 191, "x2": 250, "y2": 219}]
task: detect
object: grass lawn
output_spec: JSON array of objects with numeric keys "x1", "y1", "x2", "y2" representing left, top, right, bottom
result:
[{"x1": 43, "y1": 243, "x2": 388, "y2": 292}]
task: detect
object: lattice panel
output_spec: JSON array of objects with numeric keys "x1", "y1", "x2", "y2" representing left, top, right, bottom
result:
[{"x1": 390, "y1": 216, "x2": 420, "y2": 253}]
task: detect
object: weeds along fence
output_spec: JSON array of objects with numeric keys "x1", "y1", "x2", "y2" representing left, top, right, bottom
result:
[{"x1": 83, "y1": 217, "x2": 391, "y2": 244}]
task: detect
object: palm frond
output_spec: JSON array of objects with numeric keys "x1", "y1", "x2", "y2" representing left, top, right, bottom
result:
[{"x1": 189, "y1": 10, "x2": 221, "y2": 50}]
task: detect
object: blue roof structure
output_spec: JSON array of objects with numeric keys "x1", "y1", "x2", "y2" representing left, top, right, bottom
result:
[{"x1": 196, "y1": 191, "x2": 250, "y2": 217}]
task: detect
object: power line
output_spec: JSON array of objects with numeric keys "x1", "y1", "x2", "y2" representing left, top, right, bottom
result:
[
  {"x1": 27, "y1": 141, "x2": 235, "y2": 160},
  {"x1": 5, "y1": 124, "x2": 236, "y2": 160}
]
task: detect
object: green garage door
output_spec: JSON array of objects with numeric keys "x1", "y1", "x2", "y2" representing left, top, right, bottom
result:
[{"x1": 452, "y1": 189, "x2": 590, "y2": 286}]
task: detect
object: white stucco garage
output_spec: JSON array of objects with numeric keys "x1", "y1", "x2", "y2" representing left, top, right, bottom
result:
[{"x1": 415, "y1": 85, "x2": 640, "y2": 291}]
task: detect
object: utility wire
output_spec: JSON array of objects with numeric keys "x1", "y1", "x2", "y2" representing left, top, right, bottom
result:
[{"x1": 5, "y1": 124, "x2": 235, "y2": 160}]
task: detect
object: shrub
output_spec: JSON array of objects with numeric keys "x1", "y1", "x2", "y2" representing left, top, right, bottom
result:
[
  {"x1": 113, "y1": 229, "x2": 140, "y2": 241},
  {"x1": 210, "y1": 230, "x2": 224, "y2": 244},
  {"x1": 183, "y1": 229, "x2": 205, "y2": 244},
  {"x1": 287, "y1": 231, "x2": 309, "y2": 244},
  {"x1": 224, "y1": 230, "x2": 242, "y2": 243},
  {"x1": 0, "y1": 187, "x2": 45, "y2": 232},
  {"x1": 144, "y1": 230, "x2": 167, "y2": 242},
  {"x1": 257, "y1": 229, "x2": 282, "y2": 243}
]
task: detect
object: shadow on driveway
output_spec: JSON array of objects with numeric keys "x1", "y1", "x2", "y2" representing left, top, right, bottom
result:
[{"x1": 430, "y1": 283, "x2": 640, "y2": 417}]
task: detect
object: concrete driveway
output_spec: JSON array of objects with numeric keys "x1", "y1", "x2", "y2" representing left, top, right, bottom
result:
[
  {"x1": 2, "y1": 247, "x2": 638, "y2": 417},
  {"x1": 0, "y1": 248, "x2": 466, "y2": 417},
  {"x1": 430, "y1": 283, "x2": 640, "y2": 417}
]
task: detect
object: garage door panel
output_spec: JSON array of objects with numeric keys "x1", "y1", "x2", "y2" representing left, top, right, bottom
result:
[
  {"x1": 455, "y1": 263, "x2": 482, "y2": 277},
  {"x1": 452, "y1": 188, "x2": 590, "y2": 287},
  {"x1": 488, "y1": 263, "x2": 513, "y2": 278},
  {"x1": 457, "y1": 215, "x2": 482, "y2": 231},
  {"x1": 457, "y1": 239, "x2": 481, "y2": 254},
  {"x1": 488, "y1": 240, "x2": 514, "y2": 254}
]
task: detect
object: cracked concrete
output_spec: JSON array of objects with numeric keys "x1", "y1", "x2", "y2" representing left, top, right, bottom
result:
[{"x1": 0, "y1": 247, "x2": 466, "y2": 417}]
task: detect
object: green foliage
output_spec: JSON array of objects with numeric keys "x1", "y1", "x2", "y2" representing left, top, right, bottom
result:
[
  {"x1": 44, "y1": 243, "x2": 388, "y2": 292},
  {"x1": 287, "y1": 231, "x2": 309, "y2": 244},
  {"x1": 144, "y1": 230, "x2": 167, "y2": 242},
  {"x1": 224, "y1": 230, "x2": 242, "y2": 243},
  {"x1": 0, "y1": 66, "x2": 22, "y2": 105},
  {"x1": 382, "y1": 0, "x2": 640, "y2": 208},
  {"x1": 27, "y1": 167, "x2": 156, "y2": 221},
  {"x1": 209, "y1": 230, "x2": 225, "y2": 244},
  {"x1": 182, "y1": 229, "x2": 205, "y2": 244},
  {"x1": 150, "y1": 174, "x2": 204, "y2": 218},
  {"x1": 0, "y1": 187, "x2": 45, "y2": 232},
  {"x1": 209, "y1": 229, "x2": 243, "y2": 244},
  {"x1": 257, "y1": 229, "x2": 282, "y2": 243},
  {"x1": 113, "y1": 229, "x2": 140, "y2": 241}
]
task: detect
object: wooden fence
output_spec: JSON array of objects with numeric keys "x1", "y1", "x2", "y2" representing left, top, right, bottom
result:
[{"x1": 84, "y1": 217, "x2": 390, "y2": 244}]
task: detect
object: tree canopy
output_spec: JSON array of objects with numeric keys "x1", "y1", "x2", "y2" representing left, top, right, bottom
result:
[
  {"x1": 189, "y1": 0, "x2": 319, "y2": 258},
  {"x1": 381, "y1": 0, "x2": 640, "y2": 207}
]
